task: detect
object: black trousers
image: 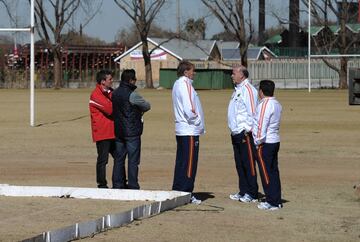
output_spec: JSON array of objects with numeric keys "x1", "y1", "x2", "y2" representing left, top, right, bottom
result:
[
  {"x1": 257, "y1": 142, "x2": 282, "y2": 206},
  {"x1": 231, "y1": 131, "x2": 258, "y2": 198},
  {"x1": 172, "y1": 135, "x2": 200, "y2": 193},
  {"x1": 96, "y1": 139, "x2": 125, "y2": 188}
]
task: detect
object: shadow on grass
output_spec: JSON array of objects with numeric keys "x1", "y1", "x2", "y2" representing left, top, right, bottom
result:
[
  {"x1": 192, "y1": 192, "x2": 215, "y2": 202},
  {"x1": 257, "y1": 192, "x2": 290, "y2": 204},
  {"x1": 36, "y1": 115, "x2": 88, "y2": 127}
]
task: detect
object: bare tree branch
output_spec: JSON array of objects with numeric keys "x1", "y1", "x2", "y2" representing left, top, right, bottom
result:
[
  {"x1": 113, "y1": 0, "x2": 166, "y2": 88},
  {"x1": 0, "y1": 0, "x2": 16, "y2": 24},
  {"x1": 201, "y1": 0, "x2": 253, "y2": 67}
]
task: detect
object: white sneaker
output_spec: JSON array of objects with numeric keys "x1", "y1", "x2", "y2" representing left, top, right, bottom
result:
[
  {"x1": 239, "y1": 193, "x2": 258, "y2": 203},
  {"x1": 257, "y1": 202, "x2": 282, "y2": 210},
  {"x1": 229, "y1": 192, "x2": 242, "y2": 201},
  {"x1": 190, "y1": 196, "x2": 201, "y2": 205}
]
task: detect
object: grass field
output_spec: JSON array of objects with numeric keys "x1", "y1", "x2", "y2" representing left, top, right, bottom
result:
[{"x1": 0, "y1": 88, "x2": 359, "y2": 241}]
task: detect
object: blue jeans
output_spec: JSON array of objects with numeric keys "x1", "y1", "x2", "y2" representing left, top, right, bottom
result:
[{"x1": 115, "y1": 136, "x2": 141, "y2": 189}]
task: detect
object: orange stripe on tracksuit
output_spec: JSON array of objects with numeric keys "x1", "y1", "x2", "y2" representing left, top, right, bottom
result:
[
  {"x1": 257, "y1": 145, "x2": 270, "y2": 185},
  {"x1": 185, "y1": 81, "x2": 195, "y2": 113},
  {"x1": 245, "y1": 135, "x2": 256, "y2": 176},
  {"x1": 245, "y1": 84, "x2": 256, "y2": 115},
  {"x1": 187, "y1": 136, "x2": 194, "y2": 178},
  {"x1": 257, "y1": 99, "x2": 269, "y2": 139}
]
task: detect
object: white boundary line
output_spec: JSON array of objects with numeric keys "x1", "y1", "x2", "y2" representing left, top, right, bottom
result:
[
  {"x1": 0, "y1": 184, "x2": 191, "y2": 241},
  {"x1": 0, "y1": 184, "x2": 189, "y2": 201}
]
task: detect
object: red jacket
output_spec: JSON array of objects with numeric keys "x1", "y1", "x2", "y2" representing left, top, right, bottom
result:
[{"x1": 89, "y1": 84, "x2": 115, "y2": 142}]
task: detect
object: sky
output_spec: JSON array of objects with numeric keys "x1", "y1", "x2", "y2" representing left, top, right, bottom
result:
[{"x1": 0, "y1": 0, "x2": 307, "y2": 44}]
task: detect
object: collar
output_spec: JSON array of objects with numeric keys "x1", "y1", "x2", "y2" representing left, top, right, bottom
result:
[
  {"x1": 260, "y1": 96, "x2": 276, "y2": 103},
  {"x1": 235, "y1": 78, "x2": 249, "y2": 90},
  {"x1": 97, "y1": 84, "x2": 112, "y2": 94},
  {"x1": 120, "y1": 81, "x2": 137, "y2": 91},
  {"x1": 179, "y1": 75, "x2": 193, "y2": 84}
]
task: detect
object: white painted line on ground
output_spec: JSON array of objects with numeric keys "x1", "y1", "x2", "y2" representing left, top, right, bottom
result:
[
  {"x1": 1, "y1": 184, "x2": 191, "y2": 242},
  {"x1": 0, "y1": 184, "x2": 189, "y2": 201}
]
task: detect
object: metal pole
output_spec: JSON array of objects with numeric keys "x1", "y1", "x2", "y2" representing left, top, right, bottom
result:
[
  {"x1": 0, "y1": 28, "x2": 31, "y2": 32},
  {"x1": 30, "y1": 0, "x2": 35, "y2": 126},
  {"x1": 308, "y1": 0, "x2": 311, "y2": 93}
]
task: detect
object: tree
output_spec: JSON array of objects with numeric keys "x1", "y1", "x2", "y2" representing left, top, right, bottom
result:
[
  {"x1": 115, "y1": 23, "x2": 176, "y2": 49},
  {"x1": 184, "y1": 18, "x2": 206, "y2": 40},
  {"x1": 289, "y1": 0, "x2": 300, "y2": 47},
  {"x1": 303, "y1": 0, "x2": 359, "y2": 89},
  {"x1": 262, "y1": 25, "x2": 286, "y2": 42},
  {"x1": 258, "y1": 0, "x2": 265, "y2": 45},
  {"x1": 211, "y1": 30, "x2": 237, "y2": 41},
  {"x1": 0, "y1": 35, "x2": 13, "y2": 44},
  {"x1": 113, "y1": 0, "x2": 166, "y2": 88},
  {"x1": 31, "y1": 0, "x2": 101, "y2": 89},
  {"x1": 60, "y1": 30, "x2": 107, "y2": 46},
  {"x1": 201, "y1": 0, "x2": 254, "y2": 67}
]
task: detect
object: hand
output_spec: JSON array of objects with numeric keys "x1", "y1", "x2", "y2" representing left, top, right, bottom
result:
[{"x1": 194, "y1": 114, "x2": 201, "y2": 126}]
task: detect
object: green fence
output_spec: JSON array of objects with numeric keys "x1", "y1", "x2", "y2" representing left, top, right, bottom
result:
[{"x1": 159, "y1": 69, "x2": 233, "y2": 89}]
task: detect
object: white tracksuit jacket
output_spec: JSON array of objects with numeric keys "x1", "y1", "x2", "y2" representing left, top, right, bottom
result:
[
  {"x1": 252, "y1": 97, "x2": 282, "y2": 146},
  {"x1": 227, "y1": 79, "x2": 258, "y2": 135},
  {"x1": 172, "y1": 76, "x2": 205, "y2": 136}
]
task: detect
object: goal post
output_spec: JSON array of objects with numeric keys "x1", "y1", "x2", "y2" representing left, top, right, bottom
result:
[{"x1": 0, "y1": 0, "x2": 35, "y2": 126}]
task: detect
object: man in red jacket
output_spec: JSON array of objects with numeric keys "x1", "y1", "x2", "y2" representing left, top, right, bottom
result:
[{"x1": 89, "y1": 70, "x2": 125, "y2": 189}]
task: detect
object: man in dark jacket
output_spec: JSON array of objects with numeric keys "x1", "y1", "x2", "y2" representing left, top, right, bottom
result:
[
  {"x1": 89, "y1": 70, "x2": 125, "y2": 189},
  {"x1": 112, "y1": 69, "x2": 151, "y2": 189}
]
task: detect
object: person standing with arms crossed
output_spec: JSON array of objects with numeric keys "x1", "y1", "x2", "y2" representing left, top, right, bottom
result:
[
  {"x1": 253, "y1": 80, "x2": 283, "y2": 210},
  {"x1": 112, "y1": 69, "x2": 151, "y2": 189},
  {"x1": 89, "y1": 70, "x2": 124, "y2": 189},
  {"x1": 172, "y1": 61, "x2": 205, "y2": 205},
  {"x1": 228, "y1": 65, "x2": 259, "y2": 203}
]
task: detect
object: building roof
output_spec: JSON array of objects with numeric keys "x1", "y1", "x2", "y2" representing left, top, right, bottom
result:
[
  {"x1": 345, "y1": 23, "x2": 360, "y2": 33},
  {"x1": 222, "y1": 46, "x2": 277, "y2": 61},
  {"x1": 311, "y1": 24, "x2": 360, "y2": 36},
  {"x1": 114, "y1": 37, "x2": 217, "y2": 62},
  {"x1": 264, "y1": 35, "x2": 282, "y2": 44},
  {"x1": 216, "y1": 41, "x2": 240, "y2": 49},
  {"x1": 310, "y1": 26, "x2": 325, "y2": 36}
]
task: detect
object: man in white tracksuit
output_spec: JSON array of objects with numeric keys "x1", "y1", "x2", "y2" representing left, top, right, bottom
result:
[
  {"x1": 228, "y1": 65, "x2": 259, "y2": 203},
  {"x1": 172, "y1": 61, "x2": 205, "y2": 205},
  {"x1": 253, "y1": 80, "x2": 283, "y2": 211}
]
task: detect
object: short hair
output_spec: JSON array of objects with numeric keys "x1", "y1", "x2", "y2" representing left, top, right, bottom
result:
[
  {"x1": 177, "y1": 61, "x2": 194, "y2": 77},
  {"x1": 259, "y1": 80, "x2": 275, "y2": 97},
  {"x1": 233, "y1": 65, "x2": 249, "y2": 78},
  {"x1": 96, "y1": 70, "x2": 113, "y2": 84},
  {"x1": 121, "y1": 69, "x2": 136, "y2": 83},
  {"x1": 242, "y1": 69, "x2": 249, "y2": 78}
]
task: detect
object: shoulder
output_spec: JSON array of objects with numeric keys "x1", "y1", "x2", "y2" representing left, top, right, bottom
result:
[{"x1": 91, "y1": 87, "x2": 102, "y2": 98}]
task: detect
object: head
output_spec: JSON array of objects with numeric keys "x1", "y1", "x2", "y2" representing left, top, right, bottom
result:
[
  {"x1": 231, "y1": 65, "x2": 248, "y2": 85},
  {"x1": 121, "y1": 69, "x2": 137, "y2": 85},
  {"x1": 177, "y1": 61, "x2": 195, "y2": 80},
  {"x1": 96, "y1": 70, "x2": 113, "y2": 89},
  {"x1": 259, "y1": 80, "x2": 275, "y2": 99}
]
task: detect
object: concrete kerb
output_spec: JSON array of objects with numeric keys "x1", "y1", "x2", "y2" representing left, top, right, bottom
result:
[{"x1": 0, "y1": 184, "x2": 191, "y2": 241}]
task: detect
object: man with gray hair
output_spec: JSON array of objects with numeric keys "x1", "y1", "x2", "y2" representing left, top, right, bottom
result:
[{"x1": 228, "y1": 65, "x2": 259, "y2": 203}]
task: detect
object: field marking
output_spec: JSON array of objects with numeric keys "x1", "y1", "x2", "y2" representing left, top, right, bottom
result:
[{"x1": 0, "y1": 184, "x2": 190, "y2": 241}]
